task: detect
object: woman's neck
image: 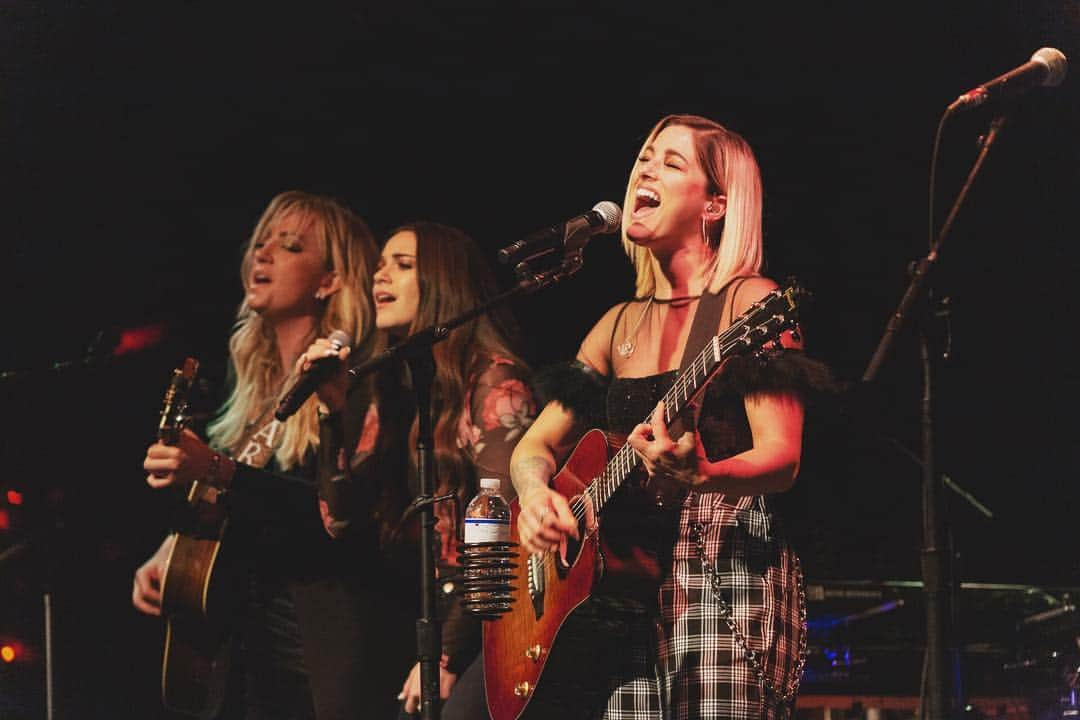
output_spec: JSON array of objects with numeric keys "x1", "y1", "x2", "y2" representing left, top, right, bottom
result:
[
  {"x1": 270, "y1": 314, "x2": 319, "y2": 371},
  {"x1": 650, "y1": 239, "x2": 715, "y2": 298}
]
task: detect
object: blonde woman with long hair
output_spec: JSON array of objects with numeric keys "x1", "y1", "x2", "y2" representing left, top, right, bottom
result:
[{"x1": 132, "y1": 191, "x2": 415, "y2": 719}]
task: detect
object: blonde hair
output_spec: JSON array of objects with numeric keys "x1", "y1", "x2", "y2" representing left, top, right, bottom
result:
[
  {"x1": 621, "y1": 114, "x2": 765, "y2": 296},
  {"x1": 207, "y1": 191, "x2": 378, "y2": 469}
]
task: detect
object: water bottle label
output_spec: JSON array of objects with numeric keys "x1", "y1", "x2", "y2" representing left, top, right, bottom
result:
[{"x1": 464, "y1": 518, "x2": 510, "y2": 544}]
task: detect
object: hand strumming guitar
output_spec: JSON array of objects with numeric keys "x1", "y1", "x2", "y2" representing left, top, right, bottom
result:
[{"x1": 132, "y1": 535, "x2": 175, "y2": 617}]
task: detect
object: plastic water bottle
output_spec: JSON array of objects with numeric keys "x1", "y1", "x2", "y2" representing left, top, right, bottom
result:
[
  {"x1": 463, "y1": 478, "x2": 511, "y2": 544},
  {"x1": 461, "y1": 478, "x2": 513, "y2": 617}
]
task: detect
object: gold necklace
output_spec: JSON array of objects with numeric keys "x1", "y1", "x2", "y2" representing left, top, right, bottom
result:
[{"x1": 616, "y1": 296, "x2": 654, "y2": 359}]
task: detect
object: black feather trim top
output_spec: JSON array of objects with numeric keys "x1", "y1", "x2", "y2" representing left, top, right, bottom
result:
[{"x1": 532, "y1": 359, "x2": 609, "y2": 430}]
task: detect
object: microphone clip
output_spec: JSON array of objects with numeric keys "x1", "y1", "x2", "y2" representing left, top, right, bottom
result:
[{"x1": 512, "y1": 247, "x2": 585, "y2": 292}]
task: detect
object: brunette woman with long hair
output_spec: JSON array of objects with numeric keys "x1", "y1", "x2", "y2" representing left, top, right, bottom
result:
[{"x1": 301, "y1": 220, "x2": 536, "y2": 719}]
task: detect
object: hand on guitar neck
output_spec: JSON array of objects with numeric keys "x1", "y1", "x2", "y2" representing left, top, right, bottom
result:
[
  {"x1": 627, "y1": 399, "x2": 707, "y2": 488},
  {"x1": 144, "y1": 428, "x2": 236, "y2": 494}
]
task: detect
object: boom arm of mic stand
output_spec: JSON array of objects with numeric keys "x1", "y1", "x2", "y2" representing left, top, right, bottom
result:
[
  {"x1": 0, "y1": 328, "x2": 116, "y2": 383},
  {"x1": 862, "y1": 113, "x2": 1007, "y2": 383},
  {"x1": 346, "y1": 250, "x2": 584, "y2": 386}
]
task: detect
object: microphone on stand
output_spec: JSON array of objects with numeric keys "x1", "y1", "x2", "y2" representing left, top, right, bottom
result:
[
  {"x1": 497, "y1": 201, "x2": 622, "y2": 265},
  {"x1": 274, "y1": 330, "x2": 351, "y2": 421},
  {"x1": 947, "y1": 47, "x2": 1068, "y2": 113}
]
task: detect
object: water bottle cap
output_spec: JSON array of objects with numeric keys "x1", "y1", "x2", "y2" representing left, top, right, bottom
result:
[{"x1": 479, "y1": 478, "x2": 501, "y2": 490}]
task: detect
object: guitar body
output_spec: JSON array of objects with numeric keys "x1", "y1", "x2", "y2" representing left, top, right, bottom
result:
[
  {"x1": 160, "y1": 500, "x2": 232, "y2": 618},
  {"x1": 484, "y1": 429, "x2": 632, "y2": 720},
  {"x1": 161, "y1": 609, "x2": 232, "y2": 720}
]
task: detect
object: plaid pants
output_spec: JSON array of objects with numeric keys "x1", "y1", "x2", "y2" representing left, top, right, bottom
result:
[{"x1": 527, "y1": 492, "x2": 804, "y2": 720}]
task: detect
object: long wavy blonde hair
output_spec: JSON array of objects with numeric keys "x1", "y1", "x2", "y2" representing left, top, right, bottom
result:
[
  {"x1": 207, "y1": 191, "x2": 379, "y2": 469},
  {"x1": 622, "y1": 114, "x2": 765, "y2": 297}
]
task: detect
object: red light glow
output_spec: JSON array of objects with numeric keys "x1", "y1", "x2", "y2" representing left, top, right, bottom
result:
[
  {"x1": 113, "y1": 324, "x2": 167, "y2": 357},
  {"x1": 6, "y1": 490, "x2": 23, "y2": 505}
]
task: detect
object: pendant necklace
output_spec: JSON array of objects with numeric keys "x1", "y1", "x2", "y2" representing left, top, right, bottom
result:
[{"x1": 616, "y1": 296, "x2": 654, "y2": 359}]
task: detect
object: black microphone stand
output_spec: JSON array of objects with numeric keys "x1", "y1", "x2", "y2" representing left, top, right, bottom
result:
[
  {"x1": 862, "y1": 110, "x2": 1008, "y2": 720},
  {"x1": 0, "y1": 329, "x2": 115, "y2": 719},
  {"x1": 347, "y1": 250, "x2": 585, "y2": 720}
]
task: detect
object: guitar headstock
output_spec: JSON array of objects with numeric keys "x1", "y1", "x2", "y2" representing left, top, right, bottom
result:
[
  {"x1": 721, "y1": 277, "x2": 807, "y2": 359},
  {"x1": 157, "y1": 357, "x2": 200, "y2": 445}
]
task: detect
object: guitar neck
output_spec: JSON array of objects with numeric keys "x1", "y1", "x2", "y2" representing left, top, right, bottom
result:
[{"x1": 584, "y1": 284, "x2": 797, "y2": 516}]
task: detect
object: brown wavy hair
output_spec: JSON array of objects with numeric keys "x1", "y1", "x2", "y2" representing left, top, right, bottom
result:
[{"x1": 390, "y1": 221, "x2": 526, "y2": 522}]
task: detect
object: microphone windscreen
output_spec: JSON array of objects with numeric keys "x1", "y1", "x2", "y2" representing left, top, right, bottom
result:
[
  {"x1": 1032, "y1": 47, "x2": 1068, "y2": 87},
  {"x1": 592, "y1": 201, "x2": 622, "y2": 232},
  {"x1": 327, "y1": 329, "x2": 352, "y2": 349}
]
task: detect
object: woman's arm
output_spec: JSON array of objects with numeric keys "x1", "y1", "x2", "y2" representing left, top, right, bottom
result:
[
  {"x1": 512, "y1": 308, "x2": 620, "y2": 554},
  {"x1": 627, "y1": 274, "x2": 808, "y2": 497}
]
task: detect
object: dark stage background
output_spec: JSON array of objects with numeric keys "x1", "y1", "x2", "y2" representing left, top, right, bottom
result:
[{"x1": 3, "y1": 2, "x2": 1079, "y2": 717}]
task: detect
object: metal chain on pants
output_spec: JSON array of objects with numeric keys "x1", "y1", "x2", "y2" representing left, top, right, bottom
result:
[{"x1": 690, "y1": 521, "x2": 808, "y2": 712}]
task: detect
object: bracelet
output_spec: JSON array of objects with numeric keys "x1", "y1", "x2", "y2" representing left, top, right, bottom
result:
[
  {"x1": 207, "y1": 452, "x2": 221, "y2": 482},
  {"x1": 204, "y1": 452, "x2": 233, "y2": 490}
]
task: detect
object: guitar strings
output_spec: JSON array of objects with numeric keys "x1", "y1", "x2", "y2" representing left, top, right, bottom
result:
[{"x1": 526, "y1": 289, "x2": 791, "y2": 575}]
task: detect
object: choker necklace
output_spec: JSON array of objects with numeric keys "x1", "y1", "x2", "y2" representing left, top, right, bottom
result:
[{"x1": 652, "y1": 294, "x2": 702, "y2": 304}]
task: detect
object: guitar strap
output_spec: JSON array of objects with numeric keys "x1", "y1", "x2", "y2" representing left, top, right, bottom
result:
[
  {"x1": 675, "y1": 275, "x2": 754, "y2": 431},
  {"x1": 232, "y1": 415, "x2": 284, "y2": 470}
]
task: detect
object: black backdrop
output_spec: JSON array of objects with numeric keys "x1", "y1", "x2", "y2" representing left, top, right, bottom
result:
[{"x1": 2, "y1": 2, "x2": 1079, "y2": 717}]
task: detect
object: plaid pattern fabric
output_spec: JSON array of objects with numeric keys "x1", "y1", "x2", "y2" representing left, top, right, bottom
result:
[
  {"x1": 657, "y1": 491, "x2": 805, "y2": 720},
  {"x1": 530, "y1": 491, "x2": 805, "y2": 720},
  {"x1": 519, "y1": 596, "x2": 661, "y2": 720}
]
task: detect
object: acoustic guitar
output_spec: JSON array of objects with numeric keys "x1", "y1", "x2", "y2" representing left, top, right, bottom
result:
[
  {"x1": 153, "y1": 358, "x2": 237, "y2": 719},
  {"x1": 482, "y1": 282, "x2": 804, "y2": 720}
]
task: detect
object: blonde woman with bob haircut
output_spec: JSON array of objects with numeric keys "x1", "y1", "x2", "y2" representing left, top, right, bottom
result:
[{"x1": 510, "y1": 114, "x2": 831, "y2": 719}]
